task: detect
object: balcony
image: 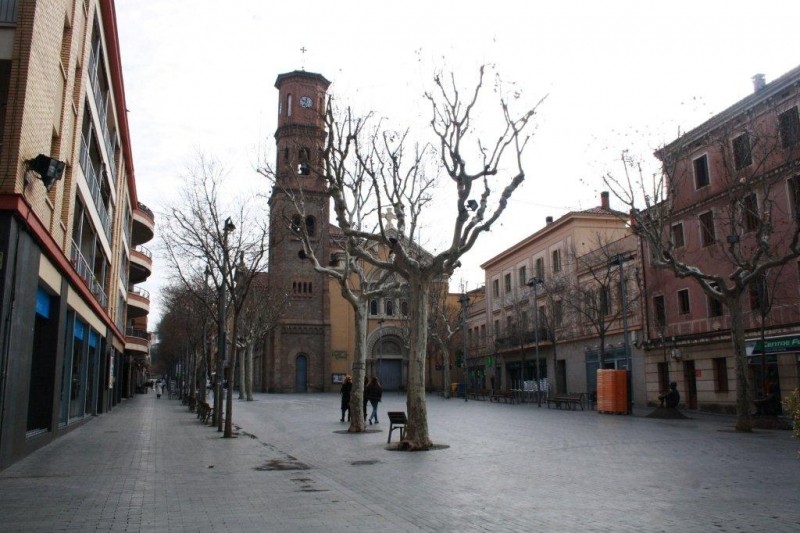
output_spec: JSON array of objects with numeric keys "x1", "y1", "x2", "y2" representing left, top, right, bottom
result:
[
  {"x1": 129, "y1": 245, "x2": 152, "y2": 284},
  {"x1": 494, "y1": 328, "x2": 550, "y2": 350},
  {"x1": 70, "y1": 239, "x2": 108, "y2": 309},
  {"x1": 127, "y1": 286, "x2": 150, "y2": 319},
  {"x1": 125, "y1": 327, "x2": 149, "y2": 354},
  {"x1": 78, "y1": 137, "x2": 112, "y2": 241},
  {"x1": 132, "y1": 202, "x2": 154, "y2": 245}
]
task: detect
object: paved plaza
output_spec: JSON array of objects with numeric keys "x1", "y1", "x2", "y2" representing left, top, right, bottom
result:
[{"x1": 0, "y1": 391, "x2": 798, "y2": 532}]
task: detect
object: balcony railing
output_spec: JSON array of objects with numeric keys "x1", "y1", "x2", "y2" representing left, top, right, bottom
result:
[
  {"x1": 79, "y1": 137, "x2": 112, "y2": 241},
  {"x1": 131, "y1": 286, "x2": 150, "y2": 300},
  {"x1": 137, "y1": 202, "x2": 154, "y2": 220},
  {"x1": 126, "y1": 327, "x2": 149, "y2": 340},
  {"x1": 134, "y1": 245, "x2": 152, "y2": 259},
  {"x1": 494, "y1": 328, "x2": 550, "y2": 350},
  {"x1": 70, "y1": 239, "x2": 108, "y2": 309}
]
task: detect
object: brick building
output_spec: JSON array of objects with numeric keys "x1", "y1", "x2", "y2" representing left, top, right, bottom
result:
[
  {"x1": 0, "y1": 0, "x2": 152, "y2": 470},
  {"x1": 642, "y1": 66, "x2": 800, "y2": 412}
]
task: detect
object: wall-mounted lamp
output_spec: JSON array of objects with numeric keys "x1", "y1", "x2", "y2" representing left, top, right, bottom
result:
[{"x1": 26, "y1": 154, "x2": 65, "y2": 191}]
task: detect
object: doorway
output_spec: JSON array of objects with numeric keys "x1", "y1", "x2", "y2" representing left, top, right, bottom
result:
[
  {"x1": 295, "y1": 354, "x2": 308, "y2": 392},
  {"x1": 682, "y1": 359, "x2": 698, "y2": 409}
]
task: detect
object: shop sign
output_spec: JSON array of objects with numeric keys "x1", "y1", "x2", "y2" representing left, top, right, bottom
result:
[{"x1": 746, "y1": 334, "x2": 800, "y2": 355}]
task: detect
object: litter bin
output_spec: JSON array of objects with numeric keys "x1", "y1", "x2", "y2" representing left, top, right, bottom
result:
[{"x1": 456, "y1": 383, "x2": 466, "y2": 398}]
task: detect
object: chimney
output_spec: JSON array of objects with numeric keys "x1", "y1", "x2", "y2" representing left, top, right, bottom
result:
[
  {"x1": 601, "y1": 191, "x2": 609, "y2": 210},
  {"x1": 545, "y1": 216, "x2": 553, "y2": 225},
  {"x1": 752, "y1": 73, "x2": 766, "y2": 93}
]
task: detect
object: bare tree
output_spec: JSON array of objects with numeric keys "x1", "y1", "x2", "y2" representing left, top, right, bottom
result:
[
  {"x1": 160, "y1": 154, "x2": 271, "y2": 437},
  {"x1": 319, "y1": 67, "x2": 543, "y2": 449},
  {"x1": 605, "y1": 100, "x2": 800, "y2": 431},
  {"x1": 236, "y1": 273, "x2": 288, "y2": 401},
  {"x1": 428, "y1": 286, "x2": 461, "y2": 398}
]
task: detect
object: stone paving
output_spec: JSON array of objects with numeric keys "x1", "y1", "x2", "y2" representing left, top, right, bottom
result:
[{"x1": 0, "y1": 391, "x2": 798, "y2": 532}]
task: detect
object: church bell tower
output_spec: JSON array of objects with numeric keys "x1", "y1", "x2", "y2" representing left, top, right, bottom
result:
[{"x1": 268, "y1": 71, "x2": 332, "y2": 392}]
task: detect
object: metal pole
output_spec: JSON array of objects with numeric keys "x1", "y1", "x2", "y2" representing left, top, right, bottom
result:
[
  {"x1": 216, "y1": 218, "x2": 234, "y2": 431},
  {"x1": 378, "y1": 318, "x2": 384, "y2": 383},
  {"x1": 533, "y1": 281, "x2": 542, "y2": 407}
]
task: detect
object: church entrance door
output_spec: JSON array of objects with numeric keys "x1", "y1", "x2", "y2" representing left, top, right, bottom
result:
[
  {"x1": 295, "y1": 354, "x2": 308, "y2": 392},
  {"x1": 379, "y1": 359, "x2": 402, "y2": 391}
]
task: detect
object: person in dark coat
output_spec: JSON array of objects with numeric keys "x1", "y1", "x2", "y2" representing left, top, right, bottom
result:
[
  {"x1": 365, "y1": 377, "x2": 383, "y2": 425},
  {"x1": 658, "y1": 381, "x2": 680, "y2": 409},
  {"x1": 363, "y1": 376, "x2": 369, "y2": 422},
  {"x1": 340, "y1": 375, "x2": 352, "y2": 422}
]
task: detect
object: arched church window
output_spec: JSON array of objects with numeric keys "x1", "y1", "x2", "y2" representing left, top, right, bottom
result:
[
  {"x1": 287, "y1": 93, "x2": 292, "y2": 116},
  {"x1": 298, "y1": 147, "x2": 310, "y2": 175},
  {"x1": 385, "y1": 299, "x2": 394, "y2": 316},
  {"x1": 305, "y1": 216, "x2": 316, "y2": 237},
  {"x1": 369, "y1": 299, "x2": 378, "y2": 316},
  {"x1": 290, "y1": 214, "x2": 302, "y2": 234},
  {"x1": 400, "y1": 300, "x2": 408, "y2": 316}
]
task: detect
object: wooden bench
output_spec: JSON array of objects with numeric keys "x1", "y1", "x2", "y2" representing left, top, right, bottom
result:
[
  {"x1": 387, "y1": 411, "x2": 407, "y2": 443},
  {"x1": 196, "y1": 401, "x2": 214, "y2": 424},
  {"x1": 186, "y1": 396, "x2": 197, "y2": 412},
  {"x1": 490, "y1": 392, "x2": 517, "y2": 404},
  {"x1": 546, "y1": 393, "x2": 585, "y2": 410}
]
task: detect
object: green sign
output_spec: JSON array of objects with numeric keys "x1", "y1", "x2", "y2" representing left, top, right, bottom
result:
[{"x1": 750, "y1": 335, "x2": 800, "y2": 355}]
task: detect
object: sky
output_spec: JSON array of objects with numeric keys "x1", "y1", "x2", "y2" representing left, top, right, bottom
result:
[{"x1": 114, "y1": 0, "x2": 800, "y2": 323}]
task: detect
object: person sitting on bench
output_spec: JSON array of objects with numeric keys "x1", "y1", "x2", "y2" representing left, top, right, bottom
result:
[{"x1": 658, "y1": 382, "x2": 680, "y2": 409}]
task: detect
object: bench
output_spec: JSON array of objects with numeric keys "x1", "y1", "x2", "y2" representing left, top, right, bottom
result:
[
  {"x1": 490, "y1": 392, "x2": 517, "y2": 404},
  {"x1": 186, "y1": 396, "x2": 197, "y2": 412},
  {"x1": 467, "y1": 389, "x2": 490, "y2": 401},
  {"x1": 196, "y1": 401, "x2": 214, "y2": 424},
  {"x1": 387, "y1": 411, "x2": 407, "y2": 443},
  {"x1": 546, "y1": 393, "x2": 585, "y2": 410}
]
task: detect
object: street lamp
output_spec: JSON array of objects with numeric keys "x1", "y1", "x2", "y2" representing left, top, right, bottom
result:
[
  {"x1": 526, "y1": 277, "x2": 543, "y2": 407},
  {"x1": 459, "y1": 293, "x2": 470, "y2": 402},
  {"x1": 608, "y1": 253, "x2": 634, "y2": 414},
  {"x1": 215, "y1": 217, "x2": 235, "y2": 431}
]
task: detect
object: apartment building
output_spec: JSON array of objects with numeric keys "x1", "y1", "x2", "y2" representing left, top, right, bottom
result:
[
  {"x1": 0, "y1": 0, "x2": 152, "y2": 469},
  {"x1": 642, "y1": 66, "x2": 800, "y2": 412},
  {"x1": 473, "y1": 192, "x2": 645, "y2": 402}
]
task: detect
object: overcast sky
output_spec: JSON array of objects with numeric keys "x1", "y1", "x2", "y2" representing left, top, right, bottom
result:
[{"x1": 114, "y1": 0, "x2": 800, "y2": 323}]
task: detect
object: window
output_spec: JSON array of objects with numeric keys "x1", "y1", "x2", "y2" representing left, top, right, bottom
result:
[
  {"x1": 653, "y1": 295, "x2": 666, "y2": 327},
  {"x1": 535, "y1": 257, "x2": 545, "y2": 281},
  {"x1": 788, "y1": 175, "x2": 800, "y2": 221},
  {"x1": 385, "y1": 299, "x2": 394, "y2": 316},
  {"x1": 298, "y1": 147, "x2": 310, "y2": 175},
  {"x1": 743, "y1": 194, "x2": 758, "y2": 232},
  {"x1": 552, "y1": 249, "x2": 561, "y2": 273},
  {"x1": 492, "y1": 279, "x2": 499, "y2": 298},
  {"x1": 699, "y1": 211, "x2": 715, "y2": 246},
  {"x1": 400, "y1": 300, "x2": 408, "y2": 316},
  {"x1": 504, "y1": 273, "x2": 512, "y2": 293},
  {"x1": 369, "y1": 299, "x2": 378, "y2": 315},
  {"x1": 480, "y1": 324, "x2": 486, "y2": 341},
  {"x1": 693, "y1": 154, "x2": 709, "y2": 188},
  {"x1": 713, "y1": 357, "x2": 729, "y2": 392},
  {"x1": 287, "y1": 93, "x2": 292, "y2": 116},
  {"x1": 599, "y1": 286, "x2": 611, "y2": 316},
  {"x1": 779, "y1": 106, "x2": 800, "y2": 148},
  {"x1": 553, "y1": 300, "x2": 563, "y2": 328},
  {"x1": 677, "y1": 289, "x2": 690, "y2": 315},
  {"x1": 494, "y1": 320, "x2": 500, "y2": 338},
  {"x1": 518, "y1": 266, "x2": 527, "y2": 287},
  {"x1": 290, "y1": 214, "x2": 302, "y2": 234},
  {"x1": 305, "y1": 216, "x2": 316, "y2": 237},
  {"x1": 732, "y1": 132, "x2": 752, "y2": 170},
  {"x1": 749, "y1": 274, "x2": 768, "y2": 311},
  {"x1": 708, "y1": 293, "x2": 724, "y2": 318},
  {"x1": 671, "y1": 223, "x2": 685, "y2": 248}
]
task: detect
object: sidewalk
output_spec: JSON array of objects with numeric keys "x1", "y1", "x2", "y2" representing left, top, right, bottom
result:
[{"x1": 0, "y1": 392, "x2": 798, "y2": 532}]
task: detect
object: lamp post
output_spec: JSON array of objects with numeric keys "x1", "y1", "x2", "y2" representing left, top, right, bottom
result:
[
  {"x1": 200, "y1": 266, "x2": 210, "y2": 404},
  {"x1": 215, "y1": 217, "x2": 235, "y2": 431},
  {"x1": 459, "y1": 293, "x2": 469, "y2": 402},
  {"x1": 526, "y1": 277, "x2": 544, "y2": 406},
  {"x1": 609, "y1": 253, "x2": 634, "y2": 414}
]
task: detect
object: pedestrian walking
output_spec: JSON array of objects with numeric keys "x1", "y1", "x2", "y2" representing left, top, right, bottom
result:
[
  {"x1": 340, "y1": 375, "x2": 352, "y2": 422},
  {"x1": 365, "y1": 376, "x2": 383, "y2": 425},
  {"x1": 363, "y1": 376, "x2": 369, "y2": 422},
  {"x1": 154, "y1": 379, "x2": 163, "y2": 399}
]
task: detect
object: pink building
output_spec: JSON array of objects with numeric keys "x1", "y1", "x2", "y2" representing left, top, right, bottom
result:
[{"x1": 643, "y1": 66, "x2": 800, "y2": 412}]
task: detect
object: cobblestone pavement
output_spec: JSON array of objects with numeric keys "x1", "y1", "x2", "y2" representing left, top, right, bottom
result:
[{"x1": 0, "y1": 392, "x2": 798, "y2": 532}]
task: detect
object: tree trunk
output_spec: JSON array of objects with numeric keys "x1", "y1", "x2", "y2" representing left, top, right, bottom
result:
[
  {"x1": 404, "y1": 274, "x2": 432, "y2": 449},
  {"x1": 729, "y1": 293, "x2": 753, "y2": 432},
  {"x1": 238, "y1": 343, "x2": 246, "y2": 400},
  {"x1": 245, "y1": 343, "x2": 254, "y2": 401},
  {"x1": 224, "y1": 321, "x2": 238, "y2": 438},
  {"x1": 348, "y1": 301, "x2": 367, "y2": 432},
  {"x1": 438, "y1": 339, "x2": 451, "y2": 398}
]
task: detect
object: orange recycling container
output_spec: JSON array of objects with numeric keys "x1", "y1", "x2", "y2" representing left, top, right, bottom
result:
[{"x1": 596, "y1": 369, "x2": 628, "y2": 414}]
